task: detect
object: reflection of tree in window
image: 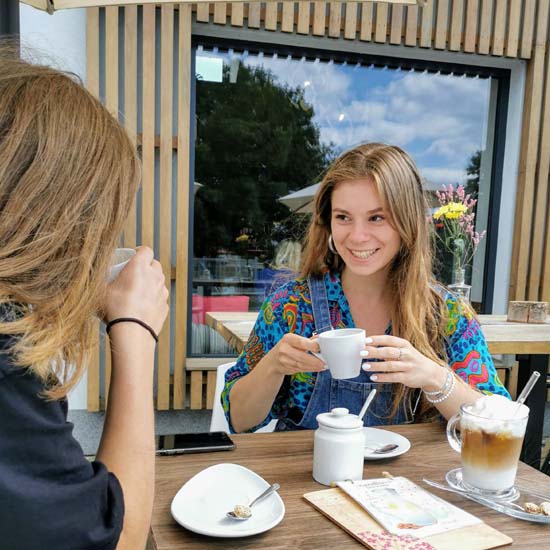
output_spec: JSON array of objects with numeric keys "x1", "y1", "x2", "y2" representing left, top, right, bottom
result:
[{"x1": 194, "y1": 62, "x2": 335, "y2": 261}]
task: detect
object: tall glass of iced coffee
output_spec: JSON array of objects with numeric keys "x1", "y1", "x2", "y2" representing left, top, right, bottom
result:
[{"x1": 446, "y1": 395, "x2": 529, "y2": 496}]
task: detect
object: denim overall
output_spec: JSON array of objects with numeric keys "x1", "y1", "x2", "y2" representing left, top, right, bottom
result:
[{"x1": 275, "y1": 276, "x2": 408, "y2": 431}]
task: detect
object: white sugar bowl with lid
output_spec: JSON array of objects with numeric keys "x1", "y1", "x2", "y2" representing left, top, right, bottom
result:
[{"x1": 313, "y1": 407, "x2": 365, "y2": 486}]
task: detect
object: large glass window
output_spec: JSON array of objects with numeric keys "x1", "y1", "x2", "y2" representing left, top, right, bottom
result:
[{"x1": 191, "y1": 41, "x2": 498, "y2": 356}]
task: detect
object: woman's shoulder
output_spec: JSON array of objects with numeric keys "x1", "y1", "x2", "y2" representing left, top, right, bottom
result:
[{"x1": 264, "y1": 276, "x2": 311, "y2": 306}]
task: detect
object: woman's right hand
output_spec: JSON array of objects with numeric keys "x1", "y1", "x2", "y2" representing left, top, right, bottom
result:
[
  {"x1": 263, "y1": 333, "x2": 326, "y2": 376},
  {"x1": 103, "y1": 246, "x2": 169, "y2": 335}
]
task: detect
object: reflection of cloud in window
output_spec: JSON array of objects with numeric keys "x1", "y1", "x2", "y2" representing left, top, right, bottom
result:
[{"x1": 220, "y1": 51, "x2": 490, "y2": 179}]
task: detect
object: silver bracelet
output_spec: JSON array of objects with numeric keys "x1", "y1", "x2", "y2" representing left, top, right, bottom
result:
[
  {"x1": 425, "y1": 374, "x2": 457, "y2": 404},
  {"x1": 423, "y1": 368, "x2": 452, "y2": 396}
]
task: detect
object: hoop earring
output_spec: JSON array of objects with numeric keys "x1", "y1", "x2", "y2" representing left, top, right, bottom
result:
[{"x1": 328, "y1": 234, "x2": 337, "y2": 254}]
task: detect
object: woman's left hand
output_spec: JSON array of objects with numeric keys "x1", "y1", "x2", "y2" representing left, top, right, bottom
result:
[{"x1": 361, "y1": 335, "x2": 446, "y2": 391}]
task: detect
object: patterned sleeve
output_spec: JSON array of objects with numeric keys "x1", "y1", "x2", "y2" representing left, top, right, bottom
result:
[
  {"x1": 444, "y1": 294, "x2": 510, "y2": 398},
  {"x1": 221, "y1": 292, "x2": 288, "y2": 433}
]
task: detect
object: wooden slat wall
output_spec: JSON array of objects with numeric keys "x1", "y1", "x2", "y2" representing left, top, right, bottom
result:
[{"x1": 85, "y1": 0, "x2": 549, "y2": 409}]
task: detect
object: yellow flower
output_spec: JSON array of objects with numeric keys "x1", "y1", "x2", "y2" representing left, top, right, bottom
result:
[
  {"x1": 434, "y1": 202, "x2": 467, "y2": 220},
  {"x1": 235, "y1": 234, "x2": 249, "y2": 243}
]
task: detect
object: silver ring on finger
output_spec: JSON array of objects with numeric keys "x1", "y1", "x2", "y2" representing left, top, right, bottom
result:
[{"x1": 397, "y1": 347, "x2": 403, "y2": 361}]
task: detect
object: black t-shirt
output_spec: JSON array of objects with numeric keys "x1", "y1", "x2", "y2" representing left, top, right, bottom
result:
[{"x1": 0, "y1": 333, "x2": 124, "y2": 550}]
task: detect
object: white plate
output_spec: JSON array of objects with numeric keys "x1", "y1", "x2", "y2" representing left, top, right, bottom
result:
[
  {"x1": 363, "y1": 427, "x2": 411, "y2": 460},
  {"x1": 170, "y1": 463, "x2": 285, "y2": 538}
]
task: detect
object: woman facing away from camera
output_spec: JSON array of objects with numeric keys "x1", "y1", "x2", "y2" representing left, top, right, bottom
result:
[
  {"x1": 222, "y1": 143, "x2": 509, "y2": 433},
  {"x1": 0, "y1": 51, "x2": 168, "y2": 548}
]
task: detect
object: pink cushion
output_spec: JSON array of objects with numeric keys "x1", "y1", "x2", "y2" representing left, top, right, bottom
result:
[{"x1": 192, "y1": 295, "x2": 250, "y2": 324}]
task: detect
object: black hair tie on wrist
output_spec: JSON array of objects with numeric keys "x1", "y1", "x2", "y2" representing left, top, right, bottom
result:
[{"x1": 105, "y1": 317, "x2": 159, "y2": 343}]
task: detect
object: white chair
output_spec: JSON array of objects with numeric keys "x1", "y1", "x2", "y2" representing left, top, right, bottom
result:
[{"x1": 210, "y1": 361, "x2": 277, "y2": 433}]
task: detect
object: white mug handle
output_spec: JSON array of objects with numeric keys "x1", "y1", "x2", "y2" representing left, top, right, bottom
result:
[
  {"x1": 446, "y1": 412, "x2": 462, "y2": 453},
  {"x1": 311, "y1": 351, "x2": 324, "y2": 362}
]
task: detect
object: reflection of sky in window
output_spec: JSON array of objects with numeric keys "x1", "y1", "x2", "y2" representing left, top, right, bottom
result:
[{"x1": 196, "y1": 49, "x2": 491, "y2": 189}]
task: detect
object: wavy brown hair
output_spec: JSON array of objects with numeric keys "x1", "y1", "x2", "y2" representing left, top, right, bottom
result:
[
  {"x1": 0, "y1": 48, "x2": 140, "y2": 399},
  {"x1": 302, "y1": 143, "x2": 450, "y2": 420}
]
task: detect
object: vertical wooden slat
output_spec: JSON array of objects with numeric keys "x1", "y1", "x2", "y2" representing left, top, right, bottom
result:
[
  {"x1": 510, "y1": 0, "x2": 550, "y2": 301},
  {"x1": 86, "y1": 7, "x2": 100, "y2": 412},
  {"x1": 247, "y1": 2, "x2": 261, "y2": 28},
  {"x1": 140, "y1": 5, "x2": 156, "y2": 407},
  {"x1": 213, "y1": 2, "x2": 227, "y2": 24},
  {"x1": 389, "y1": 4, "x2": 403, "y2": 45},
  {"x1": 123, "y1": 5, "x2": 138, "y2": 248},
  {"x1": 344, "y1": 2, "x2": 358, "y2": 40},
  {"x1": 206, "y1": 371, "x2": 217, "y2": 409},
  {"x1": 505, "y1": 0, "x2": 521, "y2": 58},
  {"x1": 297, "y1": 1, "x2": 310, "y2": 34},
  {"x1": 532, "y1": 48, "x2": 550, "y2": 299},
  {"x1": 374, "y1": 1, "x2": 388, "y2": 43},
  {"x1": 478, "y1": 0, "x2": 493, "y2": 55},
  {"x1": 463, "y1": 0, "x2": 478, "y2": 53},
  {"x1": 105, "y1": 7, "x2": 119, "y2": 121},
  {"x1": 328, "y1": 1, "x2": 341, "y2": 38},
  {"x1": 104, "y1": 6, "x2": 119, "y2": 406},
  {"x1": 492, "y1": 0, "x2": 507, "y2": 56},
  {"x1": 157, "y1": 4, "x2": 174, "y2": 410},
  {"x1": 419, "y1": 0, "x2": 433, "y2": 48},
  {"x1": 281, "y1": 1, "x2": 295, "y2": 32},
  {"x1": 434, "y1": 0, "x2": 449, "y2": 50},
  {"x1": 449, "y1": 0, "x2": 464, "y2": 51},
  {"x1": 141, "y1": 5, "x2": 155, "y2": 252},
  {"x1": 520, "y1": 0, "x2": 536, "y2": 59},
  {"x1": 360, "y1": 2, "x2": 373, "y2": 42},
  {"x1": 190, "y1": 371, "x2": 203, "y2": 409},
  {"x1": 230, "y1": 2, "x2": 244, "y2": 26},
  {"x1": 404, "y1": 4, "x2": 418, "y2": 46},
  {"x1": 174, "y1": 3, "x2": 192, "y2": 409},
  {"x1": 196, "y1": 2, "x2": 210, "y2": 22},
  {"x1": 313, "y1": 1, "x2": 326, "y2": 36},
  {"x1": 265, "y1": 1, "x2": 278, "y2": 30}
]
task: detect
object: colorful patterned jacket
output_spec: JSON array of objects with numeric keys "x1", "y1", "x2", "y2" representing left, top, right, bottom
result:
[{"x1": 222, "y1": 272, "x2": 510, "y2": 432}]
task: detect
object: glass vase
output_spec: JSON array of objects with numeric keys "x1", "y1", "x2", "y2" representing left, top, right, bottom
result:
[{"x1": 448, "y1": 267, "x2": 471, "y2": 302}]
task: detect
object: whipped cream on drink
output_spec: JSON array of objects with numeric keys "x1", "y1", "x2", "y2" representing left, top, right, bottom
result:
[{"x1": 460, "y1": 395, "x2": 529, "y2": 493}]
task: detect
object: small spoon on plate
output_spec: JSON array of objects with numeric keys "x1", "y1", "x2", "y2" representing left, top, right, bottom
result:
[
  {"x1": 226, "y1": 483, "x2": 280, "y2": 520},
  {"x1": 365, "y1": 443, "x2": 399, "y2": 454}
]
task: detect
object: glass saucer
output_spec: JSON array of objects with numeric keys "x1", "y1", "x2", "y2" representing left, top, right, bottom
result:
[
  {"x1": 444, "y1": 468, "x2": 550, "y2": 523},
  {"x1": 445, "y1": 468, "x2": 519, "y2": 501}
]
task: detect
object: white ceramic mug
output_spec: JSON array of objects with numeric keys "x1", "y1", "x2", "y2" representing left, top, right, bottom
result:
[
  {"x1": 314, "y1": 328, "x2": 366, "y2": 379},
  {"x1": 107, "y1": 248, "x2": 136, "y2": 283}
]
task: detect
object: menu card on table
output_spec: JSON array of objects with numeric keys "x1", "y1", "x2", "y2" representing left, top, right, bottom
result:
[
  {"x1": 304, "y1": 477, "x2": 513, "y2": 550},
  {"x1": 337, "y1": 477, "x2": 480, "y2": 538}
]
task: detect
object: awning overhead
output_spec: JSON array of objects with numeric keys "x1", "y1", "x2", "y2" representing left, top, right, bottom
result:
[{"x1": 20, "y1": 0, "x2": 420, "y2": 13}]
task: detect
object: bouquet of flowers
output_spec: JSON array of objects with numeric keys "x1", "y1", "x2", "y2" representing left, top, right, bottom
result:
[{"x1": 432, "y1": 184, "x2": 486, "y2": 285}]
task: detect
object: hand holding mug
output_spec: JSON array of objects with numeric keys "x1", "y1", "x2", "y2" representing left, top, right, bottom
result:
[
  {"x1": 360, "y1": 334, "x2": 444, "y2": 389},
  {"x1": 265, "y1": 333, "x2": 326, "y2": 376},
  {"x1": 104, "y1": 246, "x2": 169, "y2": 335}
]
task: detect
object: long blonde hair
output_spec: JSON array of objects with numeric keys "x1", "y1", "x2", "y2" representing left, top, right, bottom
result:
[
  {"x1": 302, "y1": 143, "x2": 449, "y2": 419},
  {"x1": 0, "y1": 49, "x2": 140, "y2": 399}
]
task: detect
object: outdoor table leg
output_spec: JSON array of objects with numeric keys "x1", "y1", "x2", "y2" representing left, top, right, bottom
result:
[{"x1": 517, "y1": 354, "x2": 549, "y2": 470}]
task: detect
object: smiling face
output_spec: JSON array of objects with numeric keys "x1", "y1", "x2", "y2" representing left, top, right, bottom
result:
[{"x1": 330, "y1": 177, "x2": 402, "y2": 280}]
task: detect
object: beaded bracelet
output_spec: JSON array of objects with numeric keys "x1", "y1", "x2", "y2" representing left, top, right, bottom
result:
[
  {"x1": 425, "y1": 373, "x2": 457, "y2": 404},
  {"x1": 423, "y1": 368, "x2": 452, "y2": 397},
  {"x1": 106, "y1": 317, "x2": 159, "y2": 343}
]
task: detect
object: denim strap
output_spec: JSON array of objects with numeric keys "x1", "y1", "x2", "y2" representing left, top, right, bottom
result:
[{"x1": 307, "y1": 275, "x2": 333, "y2": 334}]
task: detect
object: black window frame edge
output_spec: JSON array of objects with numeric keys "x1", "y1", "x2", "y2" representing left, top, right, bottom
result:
[
  {"x1": 0, "y1": 0, "x2": 20, "y2": 36},
  {"x1": 188, "y1": 35, "x2": 510, "y2": 355}
]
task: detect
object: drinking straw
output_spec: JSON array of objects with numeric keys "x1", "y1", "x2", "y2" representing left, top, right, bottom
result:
[
  {"x1": 358, "y1": 388, "x2": 377, "y2": 422},
  {"x1": 515, "y1": 371, "x2": 541, "y2": 414}
]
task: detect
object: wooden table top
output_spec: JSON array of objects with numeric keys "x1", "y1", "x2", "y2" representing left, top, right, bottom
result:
[
  {"x1": 205, "y1": 311, "x2": 550, "y2": 355},
  {"x1": 149, "y1": 425, "x2": 550, "y2": 549}
]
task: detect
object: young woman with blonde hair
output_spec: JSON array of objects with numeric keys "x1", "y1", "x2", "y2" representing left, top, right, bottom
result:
[
  {"x1": 0, "y1": 50, "x2": 168, "y2": 548},
  {"x1": 223, "y1": 143, "x2": 509, "y2": 433}
]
